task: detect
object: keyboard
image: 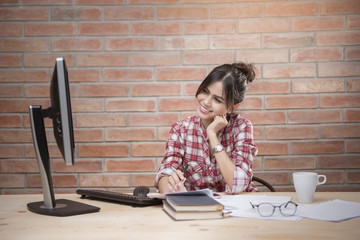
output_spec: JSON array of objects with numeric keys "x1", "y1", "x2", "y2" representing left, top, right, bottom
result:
[{"x1": 76, "y1": 189, "x2": 163, "y2": 207}]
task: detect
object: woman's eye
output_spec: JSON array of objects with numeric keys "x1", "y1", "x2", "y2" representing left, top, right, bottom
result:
[{"x1": 215, "y1": 98, "x2": 222, "y2": 103}]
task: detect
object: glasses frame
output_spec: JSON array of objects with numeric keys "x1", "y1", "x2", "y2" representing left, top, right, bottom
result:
[{"x1": 250, "y1": 201, "x2": 298, "y2": 217}]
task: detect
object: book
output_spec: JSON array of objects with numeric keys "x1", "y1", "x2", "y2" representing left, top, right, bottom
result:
[
  {"x1": 163, "y1": 200, "x2": 223, "y2": 221},
  {"x1": 162, "y1": 189, "x2": 224, "y2": 221}
]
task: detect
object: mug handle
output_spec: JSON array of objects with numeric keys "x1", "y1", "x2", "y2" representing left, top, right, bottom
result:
[{"x1": 317, "y1": 175, "x2": 327, "y2": 185}]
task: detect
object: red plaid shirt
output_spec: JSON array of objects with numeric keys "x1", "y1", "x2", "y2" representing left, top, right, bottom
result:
[{"x1": 155, "y1": 113, "x2": 258, "y2": 193}]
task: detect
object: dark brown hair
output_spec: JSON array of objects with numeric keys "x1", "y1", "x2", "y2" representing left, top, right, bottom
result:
[{"x1": 195, "y1": 62, "x2": 256, "y2": 111}]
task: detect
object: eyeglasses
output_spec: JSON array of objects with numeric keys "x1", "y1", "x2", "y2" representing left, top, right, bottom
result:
[{"x1": 250, "y1": 201, "x2": 298, "y2": 217}]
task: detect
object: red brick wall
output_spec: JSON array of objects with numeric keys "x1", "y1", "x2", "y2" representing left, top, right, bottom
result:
[{"x1": 0, "y1": 0, "x2": 359, "y2": 194}]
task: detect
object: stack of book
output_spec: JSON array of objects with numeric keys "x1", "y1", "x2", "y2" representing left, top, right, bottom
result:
[{"x1": 162, "y1": 190, "x2": 224, "y2": 221}]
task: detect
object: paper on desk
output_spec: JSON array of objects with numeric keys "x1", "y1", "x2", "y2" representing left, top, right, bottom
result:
[
  {"x1": 216, "y1": 195, "x2": 302, "y2": 221},
  {"x1": 297, "y1": 199, "x2": 360, "y2": 222}
]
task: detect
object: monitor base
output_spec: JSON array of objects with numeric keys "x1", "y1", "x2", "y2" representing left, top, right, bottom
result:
[{"x1": 27, "y1": 199, "x2": 100, "y2": 217}]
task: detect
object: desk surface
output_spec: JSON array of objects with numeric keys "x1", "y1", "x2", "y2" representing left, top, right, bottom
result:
[{"x1": 1, "y1": 192, "x2": 359, "y2": 240}]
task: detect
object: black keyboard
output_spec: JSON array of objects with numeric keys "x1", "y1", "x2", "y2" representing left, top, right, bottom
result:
[{"x1": 76, "y1": 189, "x2": 163, "y2": 207}]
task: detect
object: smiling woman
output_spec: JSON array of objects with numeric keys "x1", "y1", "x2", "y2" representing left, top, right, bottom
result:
[{"x1": 156, "y1": 62, "x2": 258, "y2": 194}]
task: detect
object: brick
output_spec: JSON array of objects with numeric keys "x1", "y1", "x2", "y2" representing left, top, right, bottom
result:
[
  {"x1": 241, "y1": 111, "x2": 286, "y2": 125},
  {"x1": 184, "y1": 20, "x2": 236, "y2": 35},
  {"x1": 252, "y1": 172, "x2": 290, "y2": 185},
  {"x1": 318, "y1": 155, "x2": 360, "y2": 169},
  {"x1": 210, "y1": 35, "x2": 260, "y2": 49},
  {"x1": 348, "y1": 16, "x2": 360, "y2": 29},
  {"x1": 321, "y1": 124, "x2": 360, "y2": 138},
  {"x1": 0, "y1": 23, "x2": 22, "y2": 36},
  {"x1": 266, "y1": 126, "x2": 319, "y2": 140},
  {"x1": 0, "y1": 84, "x2": 22, "y2": 98},
  {"x1": 132, "y1": 22, "x2": 182, "y2": 35},
  {"x1": 264, "y1": 2, "x2": 318, "y2": 17},
  {"x1": 347, "y1": 140, "x2": 360, "y2": 153},
  {"x1": 247, "y1": 80, "x2": 290, "y2": 94},
  {"x1": 25, "y1": 23, "x2": 75, "y2": 36},
  {"x1": 51, "y1": 7, "x2": 101, "y2": 21},
  {"x1": 72, "y1": 99, "x2": 104, "y2": 112},
  {"x1": 236, "y1": 49, "x2": 288, "y2": 64},
  {"x1": 24, "y1": 84, "x2": 50, "y2": 98},
  {"x1": 105, "y1": 37, "x2": 155, "y2": 51},
  {"x1": 344, "y1": 109, "x2": 360, "y2": 122},
  {"x1": 318, "y1": 62, "x2": 360, "y2": 77},
  {"x1": 0, "y1": 115, "x2": 22, "y2": 128},
  {"x1": 104, "y1": 6, "x2": 154, "y2": 20},
  {"x1": 76, "y1": 113, "x2": 126, "y2": 127},
  {"x1": 291, "y1": 141, "x2": 344, "y2": 154},
  {"x1": 263, "y1": 64, "x2": 316, "y2": 78},
  {"x1": 0, "y1": 54, "x2": 21, "y2": 67},
  {"x1": 157, "y1": 67, "x2": 206, "y2": 81},
  {"x1": 320, "y1": 94, "x2": 360, "y2": 108},
  {"x1": 158, "y1": 36, "x2": 207, "y2": 50},
  {"x1": 266, "y1": 96, "x2": 317, "y2": 109},
  {"x1": 256, "y1": 141, "x2": 289, "y2": 156},
  {"x1": 132, "y1": 83, "x2": 181, "y2": 96},
  {"x1": 0, "y1": 99, "x2": 49, "y2": 113},
  {"x1": 74, "y1": 129, "x2": 103, "y2": 142},
  {"x1": 289, "y1": 110, "x2": 342, "y2": 124},
  {"x1": 211, "y1": 4, "x2": 262, "y2": 18},
  {"x1": 158, "y1": 127, "x2": 171, "y2": 141},
  {"x1": 106, "y1": 99, "x2": 156, "y2": 112},
  {"x1": 24, "y1": 54, "x2": 75, "y2": 67},
  {"x1": 131, "y1": 143, "x2": 165, "y2": 157},
  {"x1": 183, "y1": 51, "x2": 234, "y2": 65},
  {"x1": 104, "y1": 68, "x2": 153, "y2": 82},
  {"x1": 264, "y1": 156, "x2": 316, "y2": 170},
  {"x1": 292, "y1": 79, "x2": 345, "y2": 93},
  {"x1": 316, "y1": 171, "x2": 344, "y2": 185},
  {"x1": 0, "y1": 160, "x2": 38, "y2": 173},
  {"x1": 79, "y1": 22, "x2": 129, "y2": 36},
  {"x1": 106, "y1": 159, "x2": 155, "y2": 172},
  {"x1": 237, "y1": 97, "x2": 263, "y2": 110},
  {"x1": 0, "y1": 175, "x2": 25, "y2": 188},
  {"x1": 0, "y1": 129, "x2": 33, "y2": 143},
  {"x1": 75, "y1": 0, "x2": 126, "y2": 5},
  {"x1": 129, "y1": 52, "x2": 180, "y2": 66},
  {"x1": 317, "y1": 32, "x2": 360, "y2": 46},
  {"x1": 239, "y1": 19, "x2": 290, "y2": 33},
  {"x1": 52, "y1": 38, "x2": 101, "y2": 51},
  {"x1": 346, "y1": 47, "x2": 360, "y2": 61},
  {"x1": 27, "y1": 174, "x2": 77, "y2": 188},
  {"x1": 348, "y1": 79, "x2": 360, "y2": 92},
  {"x1": 320, "y1": 0, "x2": 360, "y2": 15},
  {"x1": 78, "y1": 144, "x2": 129, "y2": 157},
  {"x1": 291, "y1": 48, "x2": 343, "y2": 62},
  {"x1": 77, "y1": 53, "x2": 127, "y2": 67},
  {"x1": 53, "y1": 159, "x2": 102, "y2": 173},
  {"x1": 132, "y1": 173, "x2": 157, "y2": 187},
  {"x1": 0, "y1": 39, "x2": 48, "y2": 52},
  {"x1": 348, "y1": 171, "x2": 360, "y2": 183},
  {"x1": 69, "y1": 69, "x2": 100, "y2": 82},
  {"x1": 23, "y1": 0, "x2": 72, "y2": 5},
  {"x1": 159, "y1": 98, "x2": 197, "y2": 111},
  {"x1": 293, "y1": 17, "x2": 345, "y2": 32},
  {"x1": 106, "y1": 128, "x2": 155, "y2": 141},
  {"x1": 80, "y1": 174, "x2": 131, "y2": 187},
  {"x1": 0, "y1": 8, "x2": 48, "y2": 21},
  {"x1": 184, "y1": 82, "x2": 201, "y2": 96},
  {"x1": 78, "y1": 83, "x2": 129, "y2": 97},
  {"x1": 129, "y1": 113, "x2": 178, "y2": 127},
  {"x1": 129, "y1": 0, "x2": 177, "y2": 3},
  {"x1": 158, "y1": 6, "x2": 207, "y2": 19},
  {"x1": 263, "y1": 33, "x2": 314, "y2": 48}
]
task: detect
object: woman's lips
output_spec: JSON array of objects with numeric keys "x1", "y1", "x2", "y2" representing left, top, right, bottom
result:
[{"x1": 199, "y1": 105, "x2": 211, "y2": 114}]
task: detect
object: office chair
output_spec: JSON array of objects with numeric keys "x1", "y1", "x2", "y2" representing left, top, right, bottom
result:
[{"x1": 252, "y1": 176, "x2": 276, "y2": 192}]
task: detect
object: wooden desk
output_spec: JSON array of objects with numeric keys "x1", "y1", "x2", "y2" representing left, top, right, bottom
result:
[{"x1": 1, "y1": 192, "x2": 359, "y2": 240}]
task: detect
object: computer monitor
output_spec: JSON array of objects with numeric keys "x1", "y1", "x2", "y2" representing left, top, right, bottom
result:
[{"x1": 27, "y1": 57, "x2": 100, "y2": 216}]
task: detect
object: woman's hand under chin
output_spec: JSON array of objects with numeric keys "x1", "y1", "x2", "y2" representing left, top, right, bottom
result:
[{"x1": 207, "y1": 114, "x2": 228, "y2": 136}]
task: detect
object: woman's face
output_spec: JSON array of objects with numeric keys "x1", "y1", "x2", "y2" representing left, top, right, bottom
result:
[{"x1": 196, "y1": 81, "x2": 230, "y2": 128}]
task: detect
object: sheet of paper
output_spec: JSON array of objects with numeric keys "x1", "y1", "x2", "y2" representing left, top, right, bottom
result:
[
  {"x1": 216, "y1": 195, "x2": 302, "y2": 221},
  {"x1": 297, "y1": 199, "x2": 360, "y2": 222}
]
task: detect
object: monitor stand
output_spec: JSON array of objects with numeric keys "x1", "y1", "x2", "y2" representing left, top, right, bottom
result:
[{"x1": 28, "y1": 105, "x2": 100, "y2": 216}]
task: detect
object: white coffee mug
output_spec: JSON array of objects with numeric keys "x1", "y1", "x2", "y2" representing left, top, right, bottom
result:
[{"x1": 293, "y1": 172, "x2": 327, "y2": 204}]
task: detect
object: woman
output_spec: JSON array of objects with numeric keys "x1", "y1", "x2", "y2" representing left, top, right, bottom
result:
[{"x1": 155, "y1": 62, "x2": 258, "y2": 194}]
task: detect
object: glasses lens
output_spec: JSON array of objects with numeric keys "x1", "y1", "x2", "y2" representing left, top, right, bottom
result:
[
  {"x1": 258, "y1": 203, "x2": 274, "y2": 217},
  {"x1": 280, "y1": 202, "x2": 297, "y2": 216}
]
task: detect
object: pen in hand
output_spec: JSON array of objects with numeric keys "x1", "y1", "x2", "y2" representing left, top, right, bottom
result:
[{"x1": 183, "y1": 163, "x2": 189, "y2": 175}]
